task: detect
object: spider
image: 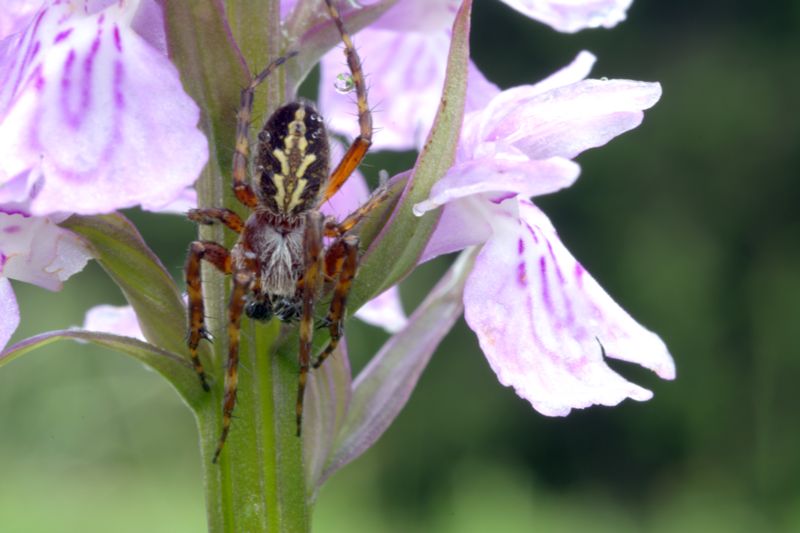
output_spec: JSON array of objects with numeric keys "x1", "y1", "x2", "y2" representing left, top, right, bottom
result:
[{"x1": 184, "y1": 0, "x2": 386, "y2": 463}]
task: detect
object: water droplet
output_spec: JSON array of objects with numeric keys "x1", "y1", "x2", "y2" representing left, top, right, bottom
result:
[
  {"x1": 334, "y1": 72, "x2": 355, "y2": 94},
  {"x1": 258, "y1": 130, "x2": 271, "y2": 143},
  {"x1": 310, "y1": 113, "x2": 323, "y2": 122},
  {"x1": 311, "y1": 130, "x2": 322, "y2": 140},
  {"x1": 600, "y1": 76, "x2": 608, "y2": 82}
]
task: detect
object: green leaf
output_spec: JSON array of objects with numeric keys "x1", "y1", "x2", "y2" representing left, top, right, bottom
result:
[
  {"x1": 302, "y1": 344, "x2": 352, "y2": 499},
  {"x1": 61, "y1": 213, "x2": 190, "y2": 360},
  {"x1": 349, "y1": 0, "x2": 473, "y2": 310},
  {"x1": 319, "y1": 247, "x2": 478, "y2": 486},
  {"x1": 0, "y1": 330, "x2": 201, "y2": 406}
]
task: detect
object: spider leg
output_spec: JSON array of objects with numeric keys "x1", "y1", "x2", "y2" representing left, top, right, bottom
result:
[
  {"x1": 233, "y1": 53, "x2": 298, "y2": 209},
  {"x1": 323, "y1": 183, "x2": 391, "y2": 238},
  {"x1": 185, "y1": 241, "x2": 232, "y2": 391},
  {"x1": 319, "y1": 0, "x2": 372, "y2": 204},
  {"x1": 313, "y1": 234, "x2": 359, "y2": 370},
  {"x1": 212, "y1": 269, "x2": 254, "y2": 464},
  {"x1": 188, "y1": 208, "x2": 245, "y2": 233},
  {"x1": 296, "y1": 211, "x2": 326, "y2": 436}
]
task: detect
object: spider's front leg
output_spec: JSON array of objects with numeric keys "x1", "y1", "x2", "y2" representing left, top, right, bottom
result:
[{"x1": 185, "y1": 241, "x2": 232, "y2": 391}]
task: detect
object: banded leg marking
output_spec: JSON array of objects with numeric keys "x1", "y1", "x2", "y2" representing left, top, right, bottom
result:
[
  {"x1": 296, "y1": 211, "x2": 325, "y2": 436},
  {"x1": 212, "y1": 270, "x2": 254, "y2": 464},
  {"x1": 313, "y1": 235, "x2": 359, "y2": 370},
  {"x1": 320, "y1": 0, "x2": 372, "y2": 203},
  {"x1": 188, "y1": 208, "x2": 245, "y2": 233},
  {"x1": 185, "y1": 241, "x2": 232, "y2": 391}
]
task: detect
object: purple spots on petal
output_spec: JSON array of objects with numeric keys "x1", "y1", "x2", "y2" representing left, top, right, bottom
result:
[
  {"x1": 546, "y1": 239, "x2": 565, "y2": 284},
  {"x1": 517, "y1": 261, "x2": 527, "y2": 286},
  {"x1": 518, "y1": 238, "x2": 524, "y2": 255},
  {"x1": 490, "y1": 192, "x2": 516, "y2": 204},
  {"x1": 540, "y1": 255, "x2": 554, "y2": 313},
  {"x1": 113, "y1": 60, "x2": 125, "y2": 109},
  {"x1": 53, "y1": 28, "x2": 73, "y2": 43},
  {"x1": 3, "y1": 226, "x2": 22, "y2": 234},
  {"x1": 0, "y1": 253, "x2": 6, "y2": 268},
  {"x1": 524, "y1": 221, "x2": 539, "y2": 244},
  {"x1": 574, "y1": 263, "x2": 585, "y2": 287},
  {"x1": 98, "y1": 13, "x2": 105, "y2": 25},
  {"x1": 113, "y1": 25, "x2": 122, "y2": 52}
]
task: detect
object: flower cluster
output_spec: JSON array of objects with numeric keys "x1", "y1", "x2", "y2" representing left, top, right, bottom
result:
[
  {"x1": 1, "y1": 0, "x2": 673, "y2": 489},
  {"x1": 316, "y1": 0, "x2": 674, "y2": 415}
]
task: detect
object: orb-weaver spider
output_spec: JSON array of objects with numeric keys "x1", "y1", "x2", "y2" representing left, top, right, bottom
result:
[{"x1": 184, "y1": 0, "x2": 386, "y2": 463}]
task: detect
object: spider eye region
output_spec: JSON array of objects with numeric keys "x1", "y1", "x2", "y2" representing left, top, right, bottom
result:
[{"x1": 256, "y1": 102, "x2": 330, "y2": 216}]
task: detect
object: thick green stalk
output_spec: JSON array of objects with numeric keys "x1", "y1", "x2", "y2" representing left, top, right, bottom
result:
[{"x1": 161, "y1": 0, "x2": 309, "y2": 531}]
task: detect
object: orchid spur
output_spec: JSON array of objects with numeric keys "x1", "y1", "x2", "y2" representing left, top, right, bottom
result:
[{"x1": 0, "y1": 0, "x2": 671, "y2": 531}]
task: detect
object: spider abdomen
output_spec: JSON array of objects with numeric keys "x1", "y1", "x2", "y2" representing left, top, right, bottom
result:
[{"x1": 255, "y1": 102, "x2": 330, "y2": 217}]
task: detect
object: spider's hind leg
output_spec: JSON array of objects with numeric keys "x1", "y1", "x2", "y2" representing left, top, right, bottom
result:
[
  {"x1": 313, "y1": 234, "x2": 359, "y2": 370},
  {"x1": 296, "y1": 212, "x2": 326, "y2": 436}
]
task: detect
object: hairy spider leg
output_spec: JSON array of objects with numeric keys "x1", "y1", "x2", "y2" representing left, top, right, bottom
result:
[
  {"x1": 312, "y1": 234, "x2": 359, "y2": 373},
  {"x1": 232, "y1": 53, "x2": 299, "y2": 209},
  {"x1": 188, "y1": 208, "x2": 245, "y2": 233},
  {"x1": 319, "y1": 0, "x2": 373, "y2": 203},
  {"x1": 212, "y1": 269, "x2": 255, "y2": 464},
  {"x1": 186, "y1": 241, "x2": 233, "y2": 391},
  {"x1": 296, "y1": 212, "x2": 326, "y2": 435}
]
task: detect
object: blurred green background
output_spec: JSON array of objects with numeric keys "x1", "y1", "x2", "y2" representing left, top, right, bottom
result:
[{"x1": 3, "y1": 0, "x2": 800, "y2": 531}]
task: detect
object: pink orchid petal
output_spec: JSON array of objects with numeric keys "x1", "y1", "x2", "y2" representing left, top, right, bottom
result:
[
  {"x1": 0, "y1": 0, "x2": 41, "y2": 40},
  {"x1": 371, "y1": 0, "x2": 459, "y2": 32},
  {"x1": 478, "y1": 78, "x2": 661, "y2": 161},
  {"x1": 83, "y1": 303, "x2": 145, "y2": 340},
  {"x1": 498, "y1": 0, "x2": 633, "y2": 33},
  {"x1": 0, "y1": 277, "x2": 20, "y2": 350},
  {"x1": 319, "y1": 24, "x2": 497, "y2": 151},
  {"x1": 414, "y1": 155, "x2": 580, "y2": 215},
  {"x1": 145, "y1": 185, "x2": 197, "y2": 214},
  {"x1": 0, "y1": 0, "x2": 208, "y2": 216},
  {"x1": 354, "y1": 285, "x2": 407, "y2": 333},
  {"x1": 0, "y1": 211, "x2": 91, "y2": 291},
  {"x1": 420, "y1": 197, "x2": 493, "y2": 263},
  {"x1": 463, "y1": 198, "x2": 674, "y2": 416}
]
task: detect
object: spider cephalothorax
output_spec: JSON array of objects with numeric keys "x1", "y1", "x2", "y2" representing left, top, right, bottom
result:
[{"x1": 184, "y1": 0, "x2": 387, "y2": 463}]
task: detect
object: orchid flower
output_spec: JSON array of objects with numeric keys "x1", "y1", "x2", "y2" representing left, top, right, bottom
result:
[
  {"x1": 0, "y1": 0, "x2": 207, "y2": 350},
  {"x1": 414, "y1": 51, "x2": 675, "y2": 413}
]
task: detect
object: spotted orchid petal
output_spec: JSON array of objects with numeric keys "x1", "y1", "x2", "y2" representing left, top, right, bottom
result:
[
  {"x1": 416, "y1": 156, "x2": 579, "y2": 262},
  {"x1": 463, "y1": 198, "x2": 674, "y2": 415},
  {"x1": 83, "y1": 303, "x2": 145, "y2": 341},
  {"x1": 319, "y1": 0, "x2": 498, "y2": 151},
  {"x1": 0, "y1": 210, "x2": 91, "y2": 291},
  {"x1": 498, "y1": 0, "x2": 633, "y2": 33},
  {"x1": 0, "y1": 278, "x2": 20, "y2": 351},
  {"x1": 0, "y1": 0, "x2": 207, "y2": 216}
]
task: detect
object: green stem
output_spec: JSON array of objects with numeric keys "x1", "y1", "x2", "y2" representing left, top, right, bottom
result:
[{"x1": 163, "y1": 0, "x2": 309, "y2": 531}]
